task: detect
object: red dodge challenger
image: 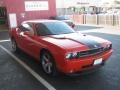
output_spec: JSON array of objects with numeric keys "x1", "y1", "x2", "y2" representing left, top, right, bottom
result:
[{"x1": 9, "y1": 20, "x2": 113, "y2": 76}]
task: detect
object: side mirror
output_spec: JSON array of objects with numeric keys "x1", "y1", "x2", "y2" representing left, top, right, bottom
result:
[
  {"x1": 16, "y1": 26, "x2": 23, "y2": 31},
  {"x1": 16, "y1": 27, "x2": 21, "y2": 31},
  {"x1": 24, "y1": 30, "x2": 34, "y2": 36}
]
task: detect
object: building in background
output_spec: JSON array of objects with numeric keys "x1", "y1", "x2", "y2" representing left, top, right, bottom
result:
[
  {"x1": 0, "y1": 0, "x2": 7, "y2": 25},
  {"x1": 56, "y1": 0, "x2": 120, "y2": 15},
  {"x1": 56, "y1": 0, "x2": 102, "y2": 15},
  {"x1": 101, "y1": 0, "x2": 120, "y2": 14},
  {"x1": 2, "y1": 0, "x2": 56, "y2": 28}
]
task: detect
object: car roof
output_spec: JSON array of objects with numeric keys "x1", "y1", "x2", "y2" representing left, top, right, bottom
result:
[{"x1": 22, "y1": 19, "x2": 62, "y2": 24}]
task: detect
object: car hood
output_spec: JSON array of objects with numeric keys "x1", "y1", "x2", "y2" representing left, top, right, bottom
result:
[{"x1": 42, "y1": 33, "x2": 110, "y2": 51}]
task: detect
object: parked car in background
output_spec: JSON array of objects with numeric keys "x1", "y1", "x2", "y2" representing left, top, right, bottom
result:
[
  {"x1": 9, "y1": 20, "x2": 113, "y2": 76},
  {"x1": 50, "y1": 15, "x2": 75, "y2": 28}
]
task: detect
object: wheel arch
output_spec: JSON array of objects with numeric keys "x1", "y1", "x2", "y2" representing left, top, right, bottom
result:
[
  {"x1": 40, "y1": 48, "x2": 59, "y2": 76},
  {"x1": 40, "y1": 48, "x2": 57, "y2": 65},
  {"x1": 40, "y1": 48, "x2": 52, "y2": 59}
]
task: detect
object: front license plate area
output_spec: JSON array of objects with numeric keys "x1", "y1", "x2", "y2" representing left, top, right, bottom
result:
[{"x1": 93, "y1": 58, "x2": 103, "y2": 65}]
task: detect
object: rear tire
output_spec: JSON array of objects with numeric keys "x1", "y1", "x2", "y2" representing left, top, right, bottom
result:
[
  {"x1": 40, "y1": 51, "x2": 58, "y2": 76},
  {"x1": 11, "y1": 39, "x2": 19, "y2": 52}
]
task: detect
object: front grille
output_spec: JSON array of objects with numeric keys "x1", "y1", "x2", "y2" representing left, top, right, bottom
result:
[{"x1": 78, "y1": 44, "x2": 112, "y2": 58}]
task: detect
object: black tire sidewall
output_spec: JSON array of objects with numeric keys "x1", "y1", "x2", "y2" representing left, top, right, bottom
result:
[
  {"x1": 40, "y1": 51, "x2": 58, "y2": 76},
  {"x1": 11, "y1": 39, "x2": 19, "y2": 52}
]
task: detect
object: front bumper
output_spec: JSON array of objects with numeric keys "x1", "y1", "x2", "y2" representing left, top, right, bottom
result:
[
  {"x1": 58, "y1": 49, "x2": 113, "y2": 74},
  {"x1": 66, "y1": 64, "x2": 104, "y2": 76}
]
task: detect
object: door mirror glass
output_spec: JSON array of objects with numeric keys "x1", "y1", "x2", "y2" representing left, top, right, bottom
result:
[{"x1": 24, "y1": 30, "x2": 34, "y2": 36}]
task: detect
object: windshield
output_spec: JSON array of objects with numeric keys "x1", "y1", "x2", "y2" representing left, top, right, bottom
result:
[{"x1": 36, "y1": 21, "x2": 75, "y2": 36}]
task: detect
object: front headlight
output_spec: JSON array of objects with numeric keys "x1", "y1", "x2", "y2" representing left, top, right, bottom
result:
[
  {"x1": 66, "y1": 53, "x2": 72, "y2": 59},
  {"x1": 65, "y1": 52, "x2": 78, "y2": 59},
  {"x1": 106, "y1": 44, "x2": 112, "y2": 49}
]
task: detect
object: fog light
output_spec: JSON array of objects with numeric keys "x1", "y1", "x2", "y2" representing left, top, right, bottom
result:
[{"x1": 70, "y1": 70, "x2": 73, "y2": 73}]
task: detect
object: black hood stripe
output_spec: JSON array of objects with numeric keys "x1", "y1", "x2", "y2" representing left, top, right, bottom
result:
[
  {"x1": 78, "y1": 39, "x2": 101, "y2": 49},
  {"x1": 48, "y1": 35, "x2": 101, "y2": 49},
  {"x1": 67, "y1": 38, "x2": 101, "y2": 49}
]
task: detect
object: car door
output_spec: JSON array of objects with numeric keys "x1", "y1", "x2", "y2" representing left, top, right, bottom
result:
[
  {"x1": 27, "y1": 23, "x2": 51, "y2": 60},
  {"x1": 17, "y1": 23, "x2": 35, "y2": 55},
  {"x1": 20, "y1": 23, "x2": 43, "y2": 60},
  {"x1": 27, "y1": 23, "x2": 47, "y2": 60}
]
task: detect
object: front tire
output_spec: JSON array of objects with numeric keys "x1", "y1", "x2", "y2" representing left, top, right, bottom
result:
[{"x1": 40, "y1": 51, "x2": 58, "y2": 76}]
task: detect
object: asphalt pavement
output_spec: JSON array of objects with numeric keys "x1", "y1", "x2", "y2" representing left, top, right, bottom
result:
[{"x1": 0, "y1": 25, "x2": 120, "y2": 90}]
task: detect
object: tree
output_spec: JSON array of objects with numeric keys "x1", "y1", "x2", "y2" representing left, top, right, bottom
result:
[{"x1": 114, "y1": 0, "x2": 120, "y2": 4}]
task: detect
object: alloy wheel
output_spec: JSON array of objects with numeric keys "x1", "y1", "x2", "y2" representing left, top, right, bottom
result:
[{"x1": 41, "y1": 53, "x2": 53, "y2": 74}]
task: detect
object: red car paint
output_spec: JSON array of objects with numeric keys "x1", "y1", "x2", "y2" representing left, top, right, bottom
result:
[{"x1": 9, "y1": 20, "x2": 113, "y2": 74}]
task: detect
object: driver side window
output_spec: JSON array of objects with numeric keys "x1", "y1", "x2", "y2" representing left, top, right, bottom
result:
[{"x1": 35, "y1": 23, "x2": 51, "y2": 36}]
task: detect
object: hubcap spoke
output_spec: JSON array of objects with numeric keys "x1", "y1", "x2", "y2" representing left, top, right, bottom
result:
[
  {"x1": 42, "y1": 54, "x2": 53, "y2": 74},
  {"x1": 47, "y1": 63, "x2": 52, "y2": 73},
  {"x1": 43, "y1": 56, "x2": 49, "y2": 62}
]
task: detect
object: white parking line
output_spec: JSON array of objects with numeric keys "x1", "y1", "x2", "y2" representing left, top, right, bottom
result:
[
  {"x1": 0, "y1": 45, "x2": 56, "y2": 90},
  {"x1": 0, "y1": 39, "x2": 10, "y2": 43}
]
